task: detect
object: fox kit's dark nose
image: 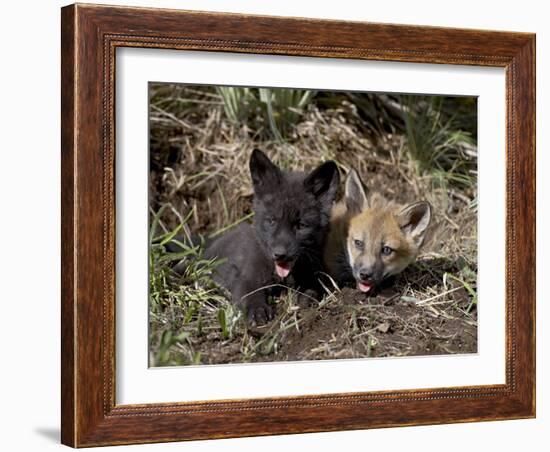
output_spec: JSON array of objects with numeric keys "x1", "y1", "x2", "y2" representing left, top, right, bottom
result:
[
  {"x1": 272, "y1": 247, "x2": 289, "y2": 261},
  {"x1": 359, "y1": 270, "x2": 373, "y2": 281}
]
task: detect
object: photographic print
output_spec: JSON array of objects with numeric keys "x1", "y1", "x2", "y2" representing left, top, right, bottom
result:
[
  {"x1": 148, "y1": 84, "x2": 478, "y2": 366},
  {"x1": 62, "y1": 4, "x2": 535, "y2": 445}
]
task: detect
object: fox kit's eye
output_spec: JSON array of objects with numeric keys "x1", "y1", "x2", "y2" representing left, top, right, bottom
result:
[
  {"x1": 381, "y1": 246, "x2": 394, "y2": 256},
  {"x1": 354, "y1": 239, "x2": 364, "y2": 250},
  {"x1": 265, "y1": 217, "x2": 276, "y2": 226},
  {"x1": 296, "y1": 220, "x2": 308, "y2": 230}
]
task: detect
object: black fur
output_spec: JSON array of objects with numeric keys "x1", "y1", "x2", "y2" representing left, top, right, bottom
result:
[{"x1": 204, "y1": 149, "x2": 339, "y2": 325}]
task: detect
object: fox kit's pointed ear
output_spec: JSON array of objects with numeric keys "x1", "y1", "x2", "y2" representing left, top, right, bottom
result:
[
  {"x1": 344, "y1": 169, "x2": 368, "y2": 215},
  {"x1": 304, "y1": 161, "x2": 339, "y2": 206},
  {"x1": 397, "y1": 201, "x2": 432, "y2": 247},
  {"x1": 249, "y1": 149, "x2": 282, "y2": 196}
]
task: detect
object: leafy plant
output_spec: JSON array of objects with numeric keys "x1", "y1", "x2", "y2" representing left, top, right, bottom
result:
[
  {"x1": 258, "y1": 88, "x2": 316, "y2": 140},
  {"x1": 216, "y1": 86, "x2": 315, "y2": 140},
  {"x1": 216, "y1": 86, "x2": 256, "y2": 123}
]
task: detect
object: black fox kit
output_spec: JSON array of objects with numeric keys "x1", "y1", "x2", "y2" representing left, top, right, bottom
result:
[
  {"x1": 324, "y1": 169, "x2": 431, "y2": 294},
  {"x1": 204, "y1": 149, "x2": 339, "y2": 324}
]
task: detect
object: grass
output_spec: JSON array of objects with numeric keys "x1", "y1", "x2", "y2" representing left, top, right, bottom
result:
[
  {"x1": 399, "y1": 95, "x2": 477, "y2": 191},
  {"x1": 216, "y1": 86, "x2": 254, "y2": 123},
  {"x1": 148, "y1": 83, "x2": 478, "y2": 365},
  {"x1": 150, "y1": 236, "x2": 477, "y2": 364},
  {"x1": 216, "y1": 86, "x2": 316, "y2": 141},
  {"x1": 149, "y1": 206, "x2": 234, "y2": 366}
]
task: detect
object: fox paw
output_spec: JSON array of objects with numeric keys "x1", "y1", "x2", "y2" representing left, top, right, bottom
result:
[{"x1": 247, "y1": 301, "x2": 275, "y2": 326}]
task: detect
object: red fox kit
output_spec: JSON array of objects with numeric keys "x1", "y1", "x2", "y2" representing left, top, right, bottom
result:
[{"x1": 324, "y1": 169, "x2": 431, "y2": 294}]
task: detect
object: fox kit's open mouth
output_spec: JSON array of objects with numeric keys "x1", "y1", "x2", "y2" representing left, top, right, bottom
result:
[
  {"x1": 356, "y1": 280, "x2": 374, "y2": 293},
  {"x1": 274, "y1": 260, "x2": 293, "y2": 278}
]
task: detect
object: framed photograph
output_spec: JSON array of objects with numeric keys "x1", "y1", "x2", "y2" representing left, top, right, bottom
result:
[{"x1": 61, "y1": 3, "x2": 535, "y2": 447}]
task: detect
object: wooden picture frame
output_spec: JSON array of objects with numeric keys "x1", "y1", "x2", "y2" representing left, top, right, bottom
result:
[{"x1": 61, "y1": 3, "x2": 535, "y2": 447}]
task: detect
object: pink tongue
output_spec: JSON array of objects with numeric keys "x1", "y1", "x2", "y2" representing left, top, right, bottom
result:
[
  {"x1": 275, "y1": 262, "x2": 291, "y2": 278},
  {"x1": 357, "y1": 281, "x2": 373, "y2": 293}
]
